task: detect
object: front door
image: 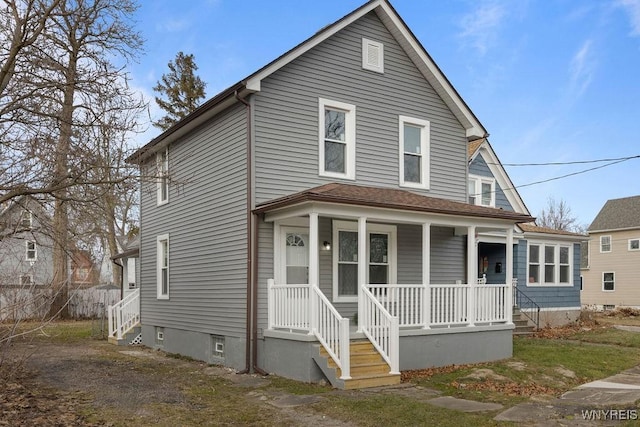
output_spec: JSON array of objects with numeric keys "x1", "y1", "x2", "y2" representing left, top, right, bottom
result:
[{"x1": 284, "y1": 229, "x2": 309, "y2": 284}]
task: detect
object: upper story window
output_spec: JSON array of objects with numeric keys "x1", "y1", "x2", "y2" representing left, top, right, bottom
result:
[
  {"x1": 157, "y1": 234, "x2": 169, "y2": 299},
  {"x1": 600, "y1": 235, "x2": 611, "y2": 253},
  {"x1": 399, "y1": 116, "x2": 430, "y2": 189},
  {"x1": 629, "y1": 238, "x2": 639, "y2": 251},
  {"x1": 527, "y1": 242, "x2": 572, "y2": 286},
  {"x1": 157, "y1": 148, "x2": 169, "y2": 206},
  {"x1": 362, "y1": 38, "x2": 384, "y2": 73},
  {"x1": 25, "y1": 241, "x2": 37, "y2": 261},
  {"x1": 468, "y1": 175, "x2": 495, "y2": 207},
  {"x1": 20, "y1": 210, "x2": 32, "y2": 229},
  {"x1": 318, "y1": 98, "x2": 356, "y2": 180}
]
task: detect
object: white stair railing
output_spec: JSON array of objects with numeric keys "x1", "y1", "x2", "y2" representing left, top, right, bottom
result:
[
  {"x1": 361, "y1": 286, "x2": 399, "y2": 374},
  {"x1": 108, "y1": 288, "x2": 140, "y2": 340},
  {"x1": 310, "y1": 286, "x2": 351, "y2": 380}
]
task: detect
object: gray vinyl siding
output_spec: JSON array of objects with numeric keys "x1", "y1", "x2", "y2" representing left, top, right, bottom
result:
[
  {"x1": 253, "y1": 11, "x2": 467, "y2": 204},
  {"x1": 430, "y1": 226, "x2": 466, "y2": 283},
  {"x1": 469, "y1": 155, "x2": 513, "y2": 212},
  {"x1": 139, "y1": 103, "x2": 248, "y2": 338},
  {"x1": 516, "y1": 241, "x2": 581, "y2": 309}
]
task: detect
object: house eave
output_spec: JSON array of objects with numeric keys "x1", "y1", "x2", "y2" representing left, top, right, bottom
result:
[
  {"x1": 587, "y1": 226, "x2": 640, "y2": 234},
  {"x1": 521, "y1": 231, "x2": 587, "y2": 242}
]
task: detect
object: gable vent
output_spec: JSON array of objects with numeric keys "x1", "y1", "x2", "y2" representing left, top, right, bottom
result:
[{"x1": 362, "y1": 38, "x2": 384, "y2": 73}]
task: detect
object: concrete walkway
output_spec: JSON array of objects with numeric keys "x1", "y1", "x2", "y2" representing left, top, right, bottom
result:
[{"x1": 495, "y1": 365, "x2": 640, "y2": 425}]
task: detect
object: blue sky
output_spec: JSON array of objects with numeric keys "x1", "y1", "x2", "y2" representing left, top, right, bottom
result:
[{"x1": 128, "y1": 0, "x2": 640, "y2": 227}]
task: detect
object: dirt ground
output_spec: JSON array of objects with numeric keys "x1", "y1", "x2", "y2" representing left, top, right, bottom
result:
[{"x1": 0, "y1": 335, "x2": 354, "y2": 426}]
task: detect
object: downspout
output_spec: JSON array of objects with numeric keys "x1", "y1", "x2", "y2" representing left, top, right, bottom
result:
[{"x1": 235, "y1": 90, "x2": 267, "y2": 376}]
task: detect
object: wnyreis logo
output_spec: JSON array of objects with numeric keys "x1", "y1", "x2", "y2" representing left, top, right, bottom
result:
[{"x1": 581, "y1": 409, "x2": 638, "y2": 421}]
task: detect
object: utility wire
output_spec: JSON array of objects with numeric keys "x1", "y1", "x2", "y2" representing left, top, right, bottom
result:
[{"x1": 496, "y1": 154, "x2": 640, "y2": 167}]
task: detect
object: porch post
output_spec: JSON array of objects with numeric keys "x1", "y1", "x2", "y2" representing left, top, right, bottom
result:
[
  {"x1": 422, "y1": 222, "x2": 431, "y2": 329},
  {"x1": 357, "y1": 216, "x2": 367, "y2": 333},
  {"x1": 308, "y1": 213, "x2": 319, "y2": 335},
  {"x1": 505, "y1": 226, "x2": 514, "y2": 324},
  {"x1": 467, "y1": 225, "x2": 476, "y2": 327}
]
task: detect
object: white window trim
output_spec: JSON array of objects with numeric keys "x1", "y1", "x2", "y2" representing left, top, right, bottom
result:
[
  {"x1": 156, "y1": 148, "x2": 169, "y2": 206},
  {"x1": 628, "y1": 238, "x2": 640, "y2": 251},
  {"x1": 468, "y1": 174, "x2": 496, "y2": 207},
  {"x1": 25, "y1": 241, "x2": 37, "y2": 261},
  {"x1": 600, "y1": 235, "x2": 611, "y2": 253},
  {"x1": 157, "y1": 234, "x2": 169, "y2": 299},
  {"x1": 332, "y1": 220, "x2": 397, "y2": 303},
  {"x1": 362, "y1": 38, "x2": 384, "y2": 73},
  {"x1": 399, "y1": 115, "x2": 430, "y2": 189},
  {"x1": 318, "y1": 98, "x2": 356, "y2": 180},
  {"x1": 526, "y1": 241, "x2": 573, "y2": 287},
  {"x1": 602, "y1": 271, "x2": 615, "y2": 292}
]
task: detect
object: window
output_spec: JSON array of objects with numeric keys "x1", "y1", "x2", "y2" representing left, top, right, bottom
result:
[
  {"x1": 362, "y1": 38, "x2": 384, "y2": 73},
  {"x1": 20, "y1": 210, "x2": 32, "y2": 229},
  {"x1": 527, "y1": 242, "x2": 572, "y2": 286},
  {"x1": 157, "y1": 234, "x2": 169, "y2": 299},
  {"x1": 157, "y1": 148, "x2": 169, "y2": 205},
  {"x1": 468, "y1": 175, "x2": 495, "y2": 207},
  {"x1": 399, "y1": 116, "x2": 430, "y2": 188},
  {"x1": 629, "y1": 239, "x2": 640, "y2": 251},
  {"x1": 319, "y1": 98, "x2": 356, "y2": 180},
  {"x1": 332, "y1": 221, "x2": 396, "y2": 302},
  {"x1": 20, "y1": 274, "x2": 33, "y2": 286},
  {"x1": 600, "y1": 235, "x2": 611, "y2": 253},
  {"x1": 603, "y1": 272, "x2": 615, "y2": 291},
  {"x1": 25, "y1": 241, "x2": 37, "y2": 261}
]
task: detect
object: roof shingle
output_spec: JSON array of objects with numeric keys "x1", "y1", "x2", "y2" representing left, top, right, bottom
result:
[{"x1": 588, "y1": 195, "x2": 640, "y2": 231}]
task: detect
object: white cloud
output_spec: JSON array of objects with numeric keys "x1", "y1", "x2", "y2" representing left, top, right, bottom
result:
[
  {"x1": 569, "y1": 40, "x2": 595, "y2": 97},
  {"x1": 156, "y1": 19, "x2": 189, "y2": 33},
  {"x1": 616, "y1": 0, "x2": 640, "y2": 36},
  {"x1": 458, "y1": 2, "x2": 507, "y2": 55}
]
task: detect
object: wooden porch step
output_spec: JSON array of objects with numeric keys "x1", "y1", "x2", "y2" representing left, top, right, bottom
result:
[{"x1": 314, "y1": 339, "x2": 400, "y2": 390}]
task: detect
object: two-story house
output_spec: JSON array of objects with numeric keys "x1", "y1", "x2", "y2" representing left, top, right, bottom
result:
[
  {"x1": 469, "y1": 140, "x2": 584, "y2": 328},
  {"x1": 122, "y1": 0, "x2": 551, "y2": 389},
  {"x1": 581, "y1": 196, "x2": 640, "y2": 309}
]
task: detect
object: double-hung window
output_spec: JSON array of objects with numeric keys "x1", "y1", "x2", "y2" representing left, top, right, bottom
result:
[
  {"x1": 399, "y1": 116, "x2": 430, "y2": 189},
  {"x1": 468, "y1": 175, "x2": 495, "y2": 207},
  {"x1": 157, "y1": 234, "x2": 169, "y2": 299},
  {"x1": 157, "y1": 148, "x2": 169, "y2": 205},
  {"x1": 600, "y1": 235, "x2": 611, "y2": 253},
  {"x1": 319, "y1": 98, "x2": 355, "y2": 180},
  {"x1": 602, "y1": 272, "x2": 615, "y2": 291},
  {"x1": 25, "y1": 241, "x2": 37, "y2": 261},
  {"x1": 21, "y1": 210, "x2": 32, "y2": 229},
  {"x1": 528, "y1": 242, "x2": 572, "y2": 286}
]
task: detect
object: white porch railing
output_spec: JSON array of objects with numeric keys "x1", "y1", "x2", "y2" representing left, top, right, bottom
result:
[
  {"x1": 367, "y1": 281, "x2": 513, "y2": 328},
  {"x1": 108, "y1": 288, "x2": 140, "y2": 340},
  {"x1": 361, "y1": 286, "x2": 400, "y2": 374},
  {"x1": 267, "y1": 280, "x2": 350, "y2": 379}
]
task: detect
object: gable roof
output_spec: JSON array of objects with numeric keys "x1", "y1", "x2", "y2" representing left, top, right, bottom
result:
[
  {"x1": 255, "y1": 183, "x2": 534, "y2": 223},
  {"x1": 468, "y1": 139, "x2": 530, "y2": 215},
  {"x1": 128, "y1": 0, "x2": 487, "y2": 164},
  {"x1": 588, "y1": 195, "x2": 640, "y2": 232}
]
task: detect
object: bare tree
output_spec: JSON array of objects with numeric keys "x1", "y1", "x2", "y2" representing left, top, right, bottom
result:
[{"x1": 537, "y1": 197, "x2": 585, "y2": 233}]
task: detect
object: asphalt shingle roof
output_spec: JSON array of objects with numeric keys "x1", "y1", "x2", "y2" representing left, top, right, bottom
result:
[
  {"x1": 255, "y1": 183, "x2": 534, "y2": 222},
  {"x1": 588, "y1": 195, "x2": 640, "y2": 231}
]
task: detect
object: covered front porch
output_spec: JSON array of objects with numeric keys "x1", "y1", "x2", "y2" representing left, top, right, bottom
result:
[{"x1": 255, "y1": 184, "x2": 532, "y2": 387}]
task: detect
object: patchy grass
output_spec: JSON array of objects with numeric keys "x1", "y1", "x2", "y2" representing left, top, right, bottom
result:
[
  {"x1": 566, "y1": 327, "x2": 640, "y2": 348},
  {"x1": 3, "y1": 319, "x2": 93, "y2": 344},
  {"x1": 266, "y1": 375, "x2": 332, "y2": 395}
]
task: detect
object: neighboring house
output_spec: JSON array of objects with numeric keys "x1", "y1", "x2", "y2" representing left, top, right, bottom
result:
[
  {"x1": 70, "y1": 250, "x2": 99, "y2": 288},
  {"x1": 581, "y1": 196, "x2": 640, "y2": 309},
  {"x1": 0, "y1": 196, "x2": 54, "y2": 288},
  {"x1": 118, "y1": 0, "x2": 548, "y2": 388},
  {"x1": 468, "y1": 140, "x2": 584, "y2": 327}
]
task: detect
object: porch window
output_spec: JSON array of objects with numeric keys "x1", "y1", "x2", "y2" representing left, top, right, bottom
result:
[
  {"x1": 25, "y1": 241, "x2": 37, "y2": 261},
  {"x1": 528, "y1": 242, "x2": 572, "y2": 286},
  {"x1": 319, "y1": 98, "x2": 356, "y2": 180},
  {"x1": 332, "y1": 221, "x2": 396, "y2": 302},
  {"x1": 602, "y1": 272, "x2": 615, "y2": 291},
  {"x1": 157, "y1": 148, "x2": 169, "y2": 206},
  {"x1": 157, "y1": 234, "x2": 169, "y2": 299},
  {"x1": 468, "y1": 175, "x2": 495, "y2": 207},
  {"x1": 399, "y1": 116, "x2": 430, "y2": 189},
  {"x1": 600, "y1": 235, "x2": 611, "y2": 253},
  {"x1": 337, "y1": 231, "x2": 358, "y2": 297}
]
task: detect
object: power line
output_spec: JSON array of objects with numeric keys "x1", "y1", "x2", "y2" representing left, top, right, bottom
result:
[{"x1": 497, "y1": 154, "x2": 640, "y2": 167}]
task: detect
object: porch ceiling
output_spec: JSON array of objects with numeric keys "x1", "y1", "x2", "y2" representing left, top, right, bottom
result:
[{"x1": 255, "y1": 183, "x2": 534, "y2": 224}]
